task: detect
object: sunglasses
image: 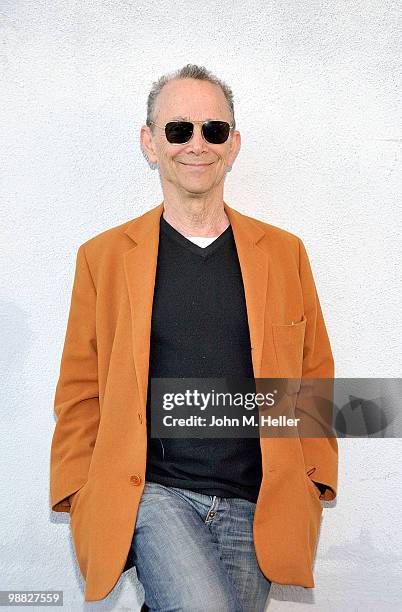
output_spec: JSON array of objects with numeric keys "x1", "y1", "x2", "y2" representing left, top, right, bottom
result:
[{"x1": 149, "y1": 119, "x2": 234, "y2": 145}]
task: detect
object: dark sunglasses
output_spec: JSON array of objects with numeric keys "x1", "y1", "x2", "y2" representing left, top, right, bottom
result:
[{"x1": 149, "y1": 119, "x2": 234, "y2": 145}]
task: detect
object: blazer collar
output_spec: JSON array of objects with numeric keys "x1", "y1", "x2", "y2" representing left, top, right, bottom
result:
[{"x1": 123, "y1": 200, "x2": 266, "y2": 245}]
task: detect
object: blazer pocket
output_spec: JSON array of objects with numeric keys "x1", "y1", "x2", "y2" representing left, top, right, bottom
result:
[
  {"x1": 69, "y1": 481, "x2": 88, "y2": 515},
  {"x1": 272, "y1": 315, "x2": 307, "y2": 389},
  {"x1": 305, "y1": 473, "x2": 323, "y2": 509}
]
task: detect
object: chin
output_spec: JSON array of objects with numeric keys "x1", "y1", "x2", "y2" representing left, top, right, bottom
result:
[{"x1": 181, "y1": 185, "x2": 211, "y2": 195}]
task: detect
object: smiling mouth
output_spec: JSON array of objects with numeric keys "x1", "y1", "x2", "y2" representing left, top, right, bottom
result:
[{"x1": 179, "y1": 162, "x2": 214, "y2": 166}]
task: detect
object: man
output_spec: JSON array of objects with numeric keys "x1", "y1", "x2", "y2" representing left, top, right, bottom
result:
[{"x1": 50, "y1": 64, "x2": 338, "y2": 610}]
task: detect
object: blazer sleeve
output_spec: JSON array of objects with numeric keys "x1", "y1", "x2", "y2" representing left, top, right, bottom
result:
[
  {"x1": 296, "y1": 238, "x2": 338, "y2": 501},
  {"x1": 50, "y1": 244, "x2": 100, "y2": 512}
]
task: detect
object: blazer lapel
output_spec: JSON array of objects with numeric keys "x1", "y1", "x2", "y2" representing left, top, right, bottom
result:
[
  {"x1": 223, "y1": 203, "x2": 269, "y2": 378},
  {"x1": 123, "y1": 203, "x2": 163, "y2": 414},
  {"x1": 123, "y1": 200, "x2": 270, "y2": 414}
]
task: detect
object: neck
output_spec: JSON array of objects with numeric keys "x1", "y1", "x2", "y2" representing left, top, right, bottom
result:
[{"x1": 161, "y1": 193, "x2": 230, "y2": 237}]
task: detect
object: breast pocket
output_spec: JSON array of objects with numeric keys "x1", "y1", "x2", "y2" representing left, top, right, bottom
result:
[{"x1": 272, "y1": 315, "x2": 307, "y2": 392}]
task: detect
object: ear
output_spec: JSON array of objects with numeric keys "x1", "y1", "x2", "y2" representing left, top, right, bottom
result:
[
  {"x1": 227, "y1": 129, "x2": 241, "y2": 169},
  {"x1": 140, "y1": 125, "x2": 158, "y2": 165}
]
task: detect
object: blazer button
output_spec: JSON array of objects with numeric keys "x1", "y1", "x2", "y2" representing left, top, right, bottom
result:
[{"x1": 130, "y1": 474, "x2": 141, "y2": 485}]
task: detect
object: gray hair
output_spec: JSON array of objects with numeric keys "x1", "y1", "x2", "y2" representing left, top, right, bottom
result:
[{"x1": 145, "y1": 63, "x2": 236, "y2": 133}]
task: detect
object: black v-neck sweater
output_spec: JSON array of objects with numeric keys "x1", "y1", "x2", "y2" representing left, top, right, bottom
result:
[{"x1": 144, "y1": 215, "x2": 263, "y2": 502}]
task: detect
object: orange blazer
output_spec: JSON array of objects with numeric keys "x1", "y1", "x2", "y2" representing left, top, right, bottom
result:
[{"x1": 50, "y1": 200, "x2": 338, "y2": 601}]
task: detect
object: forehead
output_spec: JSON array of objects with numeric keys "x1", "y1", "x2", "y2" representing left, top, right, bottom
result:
[{"x1": 156, "y1": 78, "x2": 230, "y2": 121}]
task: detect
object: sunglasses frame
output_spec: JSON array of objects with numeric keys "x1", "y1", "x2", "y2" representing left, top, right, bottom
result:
[{"x1": 149, "y1": 119, "x2": 235, "y2": 145}]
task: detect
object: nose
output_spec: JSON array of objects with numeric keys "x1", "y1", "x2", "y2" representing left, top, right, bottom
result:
[{"x1": 186, "y1": 124, "x2": 208, "y2": 153}]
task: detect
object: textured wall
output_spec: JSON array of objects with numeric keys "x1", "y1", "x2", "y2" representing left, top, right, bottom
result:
[{"x1": 1, "y1": 0, "x2": 401, "y2": 610}]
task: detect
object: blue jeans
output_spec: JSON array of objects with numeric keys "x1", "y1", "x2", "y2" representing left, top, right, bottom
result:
[{"x1": 131, "y1": 481, "x2": 272, "y2": 611}]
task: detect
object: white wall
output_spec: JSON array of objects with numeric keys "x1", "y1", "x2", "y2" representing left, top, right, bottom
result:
[{"x1": 1, "y1": 1, "x2": 401, "y2": 610}]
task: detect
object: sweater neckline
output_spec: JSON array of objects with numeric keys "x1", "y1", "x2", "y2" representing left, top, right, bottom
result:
[{"x1": 160, "y1": 215, "x2": 233, "y2": 259}]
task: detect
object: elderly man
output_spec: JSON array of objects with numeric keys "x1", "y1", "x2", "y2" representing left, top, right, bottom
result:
[{"x1": 50, "y1": 64, "x2": 338, "y2": 611}]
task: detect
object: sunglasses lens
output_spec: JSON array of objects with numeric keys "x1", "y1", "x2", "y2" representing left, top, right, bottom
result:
[
  {"x1": 203, "y1": 121, "x2": 231, "y2": 144},
  {"x1": 165, "y1": 122, "x2": 193, "y2": 144}
]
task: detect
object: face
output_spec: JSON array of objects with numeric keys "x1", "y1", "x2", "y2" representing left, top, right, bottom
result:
[{"x1": 140, "y1": 78, "x2": 241, "y2": 196}]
